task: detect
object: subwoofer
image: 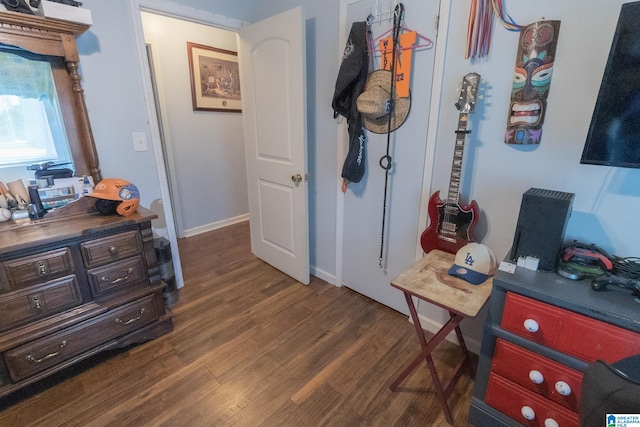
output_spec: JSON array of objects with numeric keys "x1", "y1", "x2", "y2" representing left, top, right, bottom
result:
[{"x1": 510, "y1": 188, "x2": 575, "y2": 271}]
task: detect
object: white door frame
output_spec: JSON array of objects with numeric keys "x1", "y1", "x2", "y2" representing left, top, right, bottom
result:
[
  {"x1": 143, "y1": 39, "x2": 184, "y2": 238},
  {"x1": 128, "y1": 0, "x2": 246, "y2": 289},
  {"x1": 415, "y1": 0, "x2": 452, "y2": 261}
]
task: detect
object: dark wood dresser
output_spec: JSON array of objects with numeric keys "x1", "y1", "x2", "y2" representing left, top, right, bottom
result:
[
  {"x1": 0, "y1": 207, "x2": 173, "y2": 398},
  {"x1": 468, "y1": 265, "x2": 640, "y2": 426}
]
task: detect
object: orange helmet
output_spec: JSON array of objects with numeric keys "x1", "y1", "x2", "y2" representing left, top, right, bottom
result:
[{"x1": 89, "y1": 178, "x2": 140, "y2": 216}]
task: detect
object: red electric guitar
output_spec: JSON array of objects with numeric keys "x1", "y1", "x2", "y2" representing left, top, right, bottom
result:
[{"x1": 421, "y1": 72, "x2": 481, "y2": 255}]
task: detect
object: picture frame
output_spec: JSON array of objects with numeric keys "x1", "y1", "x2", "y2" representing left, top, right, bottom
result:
[{"x1": 187, "y1": 42, "x2": 242, "y2": 112}]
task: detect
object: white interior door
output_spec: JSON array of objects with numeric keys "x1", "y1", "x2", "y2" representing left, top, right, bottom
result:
[
  {"x1": 339, "y1": 0, "x2": 441, "y2": 312},
  {"x1": 237, "y1": 7, "x2": 310, "y2": 285}
]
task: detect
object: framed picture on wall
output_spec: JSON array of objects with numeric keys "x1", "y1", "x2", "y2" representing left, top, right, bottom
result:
[{"x1": 187, "y1": 42, "x2": 242, "y2": 112}]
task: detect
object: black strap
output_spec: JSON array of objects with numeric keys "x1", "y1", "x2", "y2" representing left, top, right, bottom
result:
[{"x1": 379, "y1": 3, "x2": 404, "y2": 268}]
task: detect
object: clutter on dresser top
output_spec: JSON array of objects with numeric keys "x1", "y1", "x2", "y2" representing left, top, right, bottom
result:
[{"x1": 0, "y1": 176, "x2": 93, "y2": 225}]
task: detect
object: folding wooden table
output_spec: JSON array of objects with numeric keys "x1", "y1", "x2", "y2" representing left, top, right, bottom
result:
[{"x1": 389, "y1": 249, "x2": 492, "y2": 425}]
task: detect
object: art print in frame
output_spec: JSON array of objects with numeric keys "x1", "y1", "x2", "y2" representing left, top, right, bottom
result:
[{"x1": 187, "y1": 42, "x2": 241, "y2": 112}]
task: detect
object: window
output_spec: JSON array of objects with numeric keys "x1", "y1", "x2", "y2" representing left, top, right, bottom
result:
[{"x1": 0, "y1": 48, "x2": 73, "y2": 169}]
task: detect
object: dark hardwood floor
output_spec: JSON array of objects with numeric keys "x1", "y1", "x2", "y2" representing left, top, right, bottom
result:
[{"x1": 0, "y1": 221, "x2": 476, "y2": 426}]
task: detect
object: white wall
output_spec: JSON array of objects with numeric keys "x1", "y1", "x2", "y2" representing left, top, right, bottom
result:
[
  {"x1": 141, "y1": 12, "x2": 248, "y2": 236},
  {"x1": 76, "y1": 1, "x2": 160, "y2": 210}
]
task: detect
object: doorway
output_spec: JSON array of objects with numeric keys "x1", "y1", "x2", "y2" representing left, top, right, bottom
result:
[
  {"x1": 140, "y1": 12, "x2": 249, "y2": 240},
  {"x1": 136, "y1": 5, "x2": 312, "y2": 287}
]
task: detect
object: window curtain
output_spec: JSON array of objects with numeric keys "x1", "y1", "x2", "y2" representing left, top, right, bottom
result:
[{"x1": 0, "y1": 47, "x2": 55, "y2": 101}]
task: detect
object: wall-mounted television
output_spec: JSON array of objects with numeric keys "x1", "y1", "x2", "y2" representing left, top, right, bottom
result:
[{"x1": 581, "y1": 1, "x2": 640, "y2": 168}]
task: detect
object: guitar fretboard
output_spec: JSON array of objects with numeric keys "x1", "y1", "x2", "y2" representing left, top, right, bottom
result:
[{"x1": 447, "y1": 112, "x2": 470, "y2": 206}]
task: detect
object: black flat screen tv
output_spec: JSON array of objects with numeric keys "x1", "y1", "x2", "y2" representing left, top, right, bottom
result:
[{"x1": 581, "y1": 1, "x2": 640, "y2": 168}]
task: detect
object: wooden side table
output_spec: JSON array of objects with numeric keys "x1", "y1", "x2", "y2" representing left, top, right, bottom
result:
[{"x1": 389, "y1": 249, "x2": 492, "y2": 425}]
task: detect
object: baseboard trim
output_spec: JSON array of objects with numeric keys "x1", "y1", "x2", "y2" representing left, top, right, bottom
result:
[
  {"x1": 311, "y1": 266, "x2": 337, "y2": 286},
  {"x1": 182, "y1": 214, "x2": 249, "y2": 238}
]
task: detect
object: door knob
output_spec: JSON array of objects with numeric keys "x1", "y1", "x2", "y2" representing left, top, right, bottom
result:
[{"x1": 291, "y1": 173, "x2": 310, "y2": 183}]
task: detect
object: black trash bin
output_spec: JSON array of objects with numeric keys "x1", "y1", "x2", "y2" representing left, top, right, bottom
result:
[{"x1": 154, "y1": 237, "x2": 179, "y2": 308}]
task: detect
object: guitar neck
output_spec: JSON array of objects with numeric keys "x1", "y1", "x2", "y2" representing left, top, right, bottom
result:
[{"x1": 447, "y1": 112, "x2": 469, "y2": 205}]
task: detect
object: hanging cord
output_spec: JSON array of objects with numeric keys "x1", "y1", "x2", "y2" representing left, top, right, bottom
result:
[
  {"x1": 611, "y1": 256, "x2": 640, "y2": 278},
  {"x1": 378, "y1": 3, "x2": 404, "y2": 269}
]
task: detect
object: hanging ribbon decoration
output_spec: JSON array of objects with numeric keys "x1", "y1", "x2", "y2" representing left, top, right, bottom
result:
[
  {"x1": 466, "y1": 0, "x2": 521, "y2": 60},
  {"x1": 378, "y1": 3, "x2": 404, "y2": 269}
]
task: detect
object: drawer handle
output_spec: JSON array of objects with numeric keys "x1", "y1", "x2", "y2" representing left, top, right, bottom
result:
[
  {"x1": 108, "y1": 245, "x2": 119, "y2": 256},
  {"x1": 520, "y1": 405, "x2": 535, "y2": 421},
  {"x1": 25, "y1": 340, "x2": 67, "y2": 364},
  {"x1": 101, "y1": 268, "x2": 134, "y2": 284},
  {"x1": 528, "y1": 370, "x2": 544, "y2": 384},
  {"x1": 555, "y1": 381, "x2": 572, "y2": 396},
  {"x1": 37, "y1": 260, "x2": 48, "y2": 277},
  {"x1": 115, "y1": 308, "x2": 145, "y2": 325},
  {"x1": 523, "y1": 318, "x2": 539, "y2": 333},
  {"x1": 544, "y1": 418, "x2": 559, "y2": 427},
  {"x1": 31, "y1": 295, "x2": 43, "y2": 311}
]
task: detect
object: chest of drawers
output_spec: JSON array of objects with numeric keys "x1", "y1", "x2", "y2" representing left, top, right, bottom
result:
[
  {"x1": 468, "y1": 265, "x2": 640, "y2": 427},
  {"x1": 0, "y1": 207, "x2": 173, "y2": 397}
]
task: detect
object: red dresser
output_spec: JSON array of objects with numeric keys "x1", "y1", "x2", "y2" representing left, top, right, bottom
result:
[{"x1": 468, "y1": 266, "x2": 640, "y2": 427}]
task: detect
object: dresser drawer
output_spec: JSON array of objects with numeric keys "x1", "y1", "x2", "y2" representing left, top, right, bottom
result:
[
  {"x1": 491, "y1": 338, "x2": 582, "y2": 411},
  {"x1": 86, "y1": 256, "x2": 147, "y2": 298},
  {"x1": 0, "y1": 275, "x2": 82, "y2": 332},
  {"x1": 502, "y1": 292, "x2": 640, "y2": 363},
  {"x1": 486, "y1": 373, "x2": 578, "y2": 427},
  {"x1": 2, "y1": 248, "x2": 75, "y2": 290},
  {"x1": 4, "y1": 294, "x2": 159, "y2": 381},
  {"x1": 79, "y1": 231, "x2": 143, "y2": 268},
  {"x1": 501, "y1": 292, "x2": 565, "y2": 347},
  {"x1": 559, "y1": 312, "x2": 640, "y2": 364}
]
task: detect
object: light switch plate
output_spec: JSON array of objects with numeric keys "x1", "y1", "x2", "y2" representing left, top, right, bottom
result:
[{"x1": 133, "y1": 132, "x2": 148, "y2": 151}]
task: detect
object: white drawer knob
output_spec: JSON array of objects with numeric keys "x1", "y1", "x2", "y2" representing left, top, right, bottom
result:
[
  {"x1": 521, "y1": 405, "x2": 536, "y2": 420},
  {"x1": 545, "y1": 418, "x2": 560, "y2": 427},
  {"x1": 524, "y1": 318, "x2": 539, "y2": 333},
  {"x1": 529, "y1": 370, "x2": 544, "y2": 384},
  {"x1": 555, "y1": 381, "x2": 572, "y2": 396}
]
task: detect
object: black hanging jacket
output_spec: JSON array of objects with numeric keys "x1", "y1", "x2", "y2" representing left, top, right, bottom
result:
[{"x1": 332, "y1": 21, "x2": 369, "y2": 183}]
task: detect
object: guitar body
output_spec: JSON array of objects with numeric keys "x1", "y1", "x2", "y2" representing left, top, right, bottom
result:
[{"x1": 420, "y1": 190, "x2": 479, "y2": 255}]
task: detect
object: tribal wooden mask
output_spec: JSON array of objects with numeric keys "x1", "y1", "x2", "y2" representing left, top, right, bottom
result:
[{"x1": 505, "y1": 20, "x2": 561, "y2": 145}]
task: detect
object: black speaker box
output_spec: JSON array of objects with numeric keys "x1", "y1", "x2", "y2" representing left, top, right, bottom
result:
[{"x1": 510, "y1": 188, "x2": 575, "y2": 271}]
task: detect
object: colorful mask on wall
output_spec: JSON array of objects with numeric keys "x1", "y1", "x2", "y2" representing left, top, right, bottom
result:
[{"x1": 505, "y1": 20, "x2": 561, "y2": 145}]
